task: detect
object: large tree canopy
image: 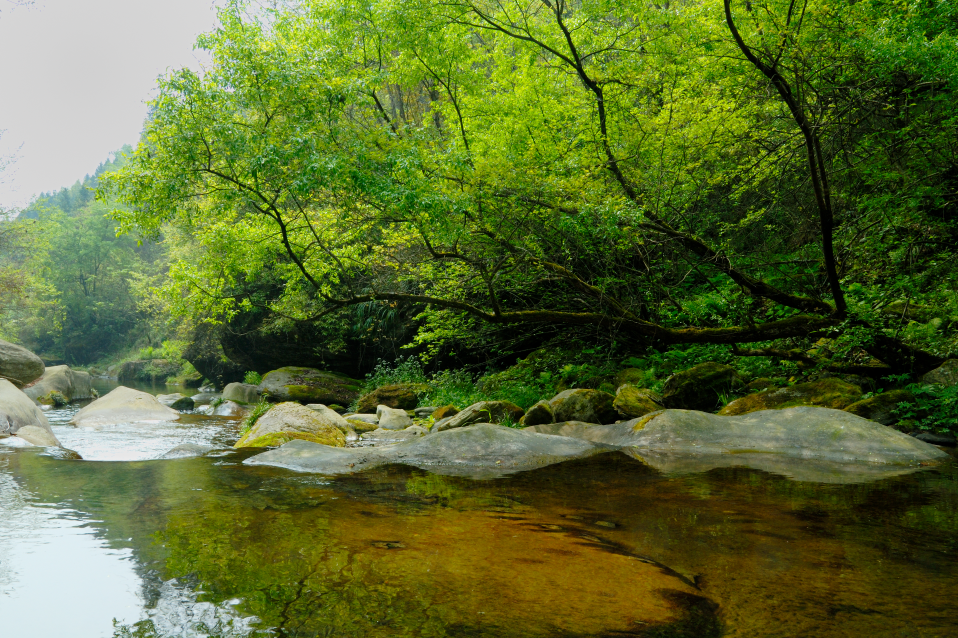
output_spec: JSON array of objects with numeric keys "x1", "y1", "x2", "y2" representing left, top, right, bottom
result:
[{"x1": 102, "y1": 0, "x2": 958, "y2": 374}]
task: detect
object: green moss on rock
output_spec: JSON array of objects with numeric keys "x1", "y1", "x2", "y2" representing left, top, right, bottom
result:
[
  {"x1": 356, "y1": 383, "x2": 429, "y2": 413},
  {"x1": 719, "y1": 378, "x2": 863, "y2": 416},
  {"x1": 844, "y1": 389, "x2": 916, "y2": 426},
  {"x1": 663, "y1": 362, "x2": 743, "y2": 412}
]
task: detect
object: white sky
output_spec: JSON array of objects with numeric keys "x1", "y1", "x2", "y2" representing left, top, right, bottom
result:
[{"x1": 0, "y1": 0, "x2": 223, "y2": 209}]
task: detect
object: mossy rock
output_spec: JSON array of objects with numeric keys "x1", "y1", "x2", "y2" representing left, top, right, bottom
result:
[
  {"x1": 519, "y1": 400, "x2": 554, "y2": 426},
  {"x1": 260, "y1": 367, "x2": 362, "y2": 404},
  {"x1": 550, "y1": 389, "x2": 618, "y2": 424},
  {"x1": 745, "y1": 377, "x2": 780, "y2": 392},
  {"x1": 662, "y1": 362, "x2": 744, "y2": 412},
  {"x1": 613, "y1": 385, "x2": 663, "y2": 419},
  {"x1": 921, "y1": 359, "x2": 958, "y2": 387},
  {"x1": 844, "y1": 389, "x2": 916, "y2": 426},
  {"x1": 36, "y1": 390, "x2": 68, "y2": 407},
  {"x1": 432, "y1": 405, "x2": 459, "y2": 420},
  {"x1": 234, "y1": 401, "x2": 347, "y2": 449},
  {"x1": 719, "y1": 378, "x2": 863, "y2": 416},
  {"x1": 356, "y1": 383, "x2": 429, "y2": 413},
  {"x1": 613, "y1": 368, "x2": 646, "y2": 389},
  {"x1": 346, "y1": 418, "x2": 379, "y2": 434}
]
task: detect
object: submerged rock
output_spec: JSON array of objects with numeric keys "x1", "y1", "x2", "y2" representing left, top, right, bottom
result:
[
  {"x1": 0, "y1": 338, "x2": 44, "y2": 388},
  {"x1": 70, "y1": 386, "x2": 180, "y2": 428},
  {"x1": 23, "y1": 365, "x2": 93, "y2": 404},
  {"x1": 613, "y1": 385, "x2": 664, "y2": 419},
  {"x1": 234, "y1": 401, "x2": 346, "y2": 449},
  {"x1": 356, "y1": 383, "x2": 427, "y2": 413},
  {"x1": 246, "y1": 423, "x2": 609, "y2": 478},
  {"x1": 1, "y1": 379, "x2": 54, "y2": 438},
  {"x1": 662, "y1": 362, "x2": 743, "y2": 412},
  {"x1": 719, "y1": 378, "x2": 862, "y2": 416},
  {"x1": 162, "y1": 443, "x2": 216, "y2": 459},
  {"x1": 260, "y1": 367, "x2": 362, "y2": 404},
  {"x1": 434, "y1": 401, "x2": 525, "y2": 432},
  {"x1": 550, "y1": 389, "x2": 617, "y2": 424},
  {"x1": 190, "y1": 392, "x2": 221, "y2": 406},
  {"x1": 222, "y1": 382, "x2": 264, "y2": 405}
]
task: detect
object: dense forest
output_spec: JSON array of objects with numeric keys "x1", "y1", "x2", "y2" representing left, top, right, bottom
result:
[{"x1": 3, "y1": 0, "x2": 958, "y2": 407}]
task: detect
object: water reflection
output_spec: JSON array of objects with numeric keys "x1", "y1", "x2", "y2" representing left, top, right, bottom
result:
[{"x1": 2, "y1": 380, "x2": 958, "y2": 637}]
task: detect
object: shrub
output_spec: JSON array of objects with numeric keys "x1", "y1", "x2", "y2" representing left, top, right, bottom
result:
[
  {"x1": 241, "y1": 401, "x2": 271, "y2": 434},
  {"x1": 244, "y1": 371, "x2": 262, "y2": 385}
]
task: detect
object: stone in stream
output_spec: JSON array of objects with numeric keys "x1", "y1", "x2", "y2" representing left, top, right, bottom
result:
[
  {"x1": 245, "y1": 422, "x2": 610, "y2": 478},
  {"x1": 234, "y1": 401, "x2": 346, "y2": 449},
  {"x1": 11, "y1": 425, "x2": 61, "y2": 447},
  {"x1": 260, "y1": 367, "x2": 362, "y2": 404},
  {"x1": 70, "y1": 386, "x2": 180, "y2": 428},
  {"x1": 0, "y1": 379, "x2": 60, "y2": 446},
  {"x1": 376, "y1": 404, "x2": 413, "y2": 430},
  {"x1": 433, "y1": 400, "x2": 524, "y2": 432},
  {"x1": 157, "y1": 393, "x2": 196, "y2": 410},
  {"x1": 526, "y1": 407, "x2": 949, "y2": 483},
  {"x1": 612, "y1": 385, "x2": 664, "y2": 419},
  {"x1": 162, "y1": 443, "x2": 216, "y2": 459},
  {"x1": 0, "y1": 339, "x2": 45, "y2": 388},
  {"x1": 549, "y1": 389, "x2": 618, "y2": 424},
  {"x1": 355, "y1": 383, "x2": 427, "y2": 413},
  {"x1": 662, "y1": 362, "x2": 743, "y2": 412},
  {"x1": 360, "y1": 425, "x2": 429, "y2": 444},
  {"x1": 190, "y1": 392, "x2": 221, "y2": 406},
  {"x1": 519, "y1": 400, "x2": 554, "y2": 426},
  {"x1": 23, "y1": 365, "x2": 93, "y2": 404},
  {"x1": 718, "y1": 378, "x2": 862, "y2": 416},
  {"x1": 221, "y1": 382, "x2": 264, "y2": 405},
  {"x1": 212, "y1": 400, "x2": 247, "y2": 417}
]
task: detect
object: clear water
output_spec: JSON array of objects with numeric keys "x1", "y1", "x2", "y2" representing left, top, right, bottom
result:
[{"x1": 1, "y1": 380, "x2": 957, "y2": 637}]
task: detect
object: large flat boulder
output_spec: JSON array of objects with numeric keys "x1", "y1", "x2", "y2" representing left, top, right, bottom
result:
[
  {"x1": 0, "y1": 339, "x2": 44, "y2": 388},
  {"x1": 245, "y1": 423, "x2": 609, "y2": 478},
  {"x1": 0, "y1": 380, "x2": 57, "y2": 445},
  {"x1": 234, "y1": 401, "x2": 347, "y2": 448},
  {"x1": 260, "y1": 367, "x2": 362, "y2": 404},
  {"x1": 529, "y1": 407, "x2": 948, "y2": 468},
  {"x1": 70, "y1": 386, "x2": 180, "y2": 428}
]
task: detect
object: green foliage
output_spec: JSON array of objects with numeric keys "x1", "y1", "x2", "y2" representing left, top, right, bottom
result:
[
  {"x1": 241, "y1": 401, "x2": 271, "y2": 434},
  {"x1": 894, "y1": 383, "x2": 958, "y2": 434},
  {"x1": 243, "y1": 371, "x2": 262, "y2": 385}
]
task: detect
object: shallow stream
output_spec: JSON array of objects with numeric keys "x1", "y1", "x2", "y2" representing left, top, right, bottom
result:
[{"x1": 1, "y1": 379, "x2": 957, "y2": 637}]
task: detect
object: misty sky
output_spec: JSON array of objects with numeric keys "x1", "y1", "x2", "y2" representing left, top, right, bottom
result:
[{"x1": 0, "y1": 0, "x2": 223, "y2": 209}]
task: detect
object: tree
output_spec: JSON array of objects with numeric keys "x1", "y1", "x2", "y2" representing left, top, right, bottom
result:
[{"x1": 103, "y1": 0, "x2": 957, "y2": 374}]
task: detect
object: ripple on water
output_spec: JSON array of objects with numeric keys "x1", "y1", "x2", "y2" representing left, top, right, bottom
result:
[{"x1": 43, "y1": 403, "x2": 242, "y2": 461}]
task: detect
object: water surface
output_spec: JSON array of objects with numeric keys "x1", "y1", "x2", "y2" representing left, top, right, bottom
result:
[{"x1": 2, "y1": 381, "x2": 957, "y2": 637}]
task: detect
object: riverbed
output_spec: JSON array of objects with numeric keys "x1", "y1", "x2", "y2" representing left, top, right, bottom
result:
[{"x1": 1, "y1": 380, "x2": 957, "y2": 637}]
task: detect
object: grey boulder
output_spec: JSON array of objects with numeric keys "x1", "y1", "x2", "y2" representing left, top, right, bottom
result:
[
  {"x1": 70, "y1": 386, "x2": 180, "y2": 428},
  {"x1": 23, "y1": 365, "x2": 93, "y2": 404},
  {"x1": 190, "y1": 392, "x2": 221, "y2": 406},
  {"x1": 376, "y1": 404, "x2": 413, "y2": 430},
  {"x1": 246, "y1": 423, "x2": 609, "y2": 479},
  {"x1": 433, "y1": 400, "x2": 524, "y2": 432},
  {"x1": 212, "y1": 400, "x2": 247, "y2": 417},
  {"x1": 921, "y1": 359, "x2": 958, "y2": 387},
  {"x1": 0, "y1": 339, "x2": 44, "y2": 388},
  {"x1": 221, "y1": 382, "x2": 264, "y2": 405},
  {"x1": 0, "y1": 379, "x2": 56, "y2": 443}
]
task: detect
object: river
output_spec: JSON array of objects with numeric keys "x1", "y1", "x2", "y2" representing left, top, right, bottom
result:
[{"x1": 1, "y1": 379, "x2": 957, "y2": 637}]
